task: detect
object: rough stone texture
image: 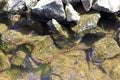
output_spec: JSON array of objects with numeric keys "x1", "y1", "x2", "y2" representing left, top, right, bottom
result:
[
  {"x1": 102, "y1": 57, "x2": 120, "y2": 80},
  {"x1": 50, "y1": 50, "x2": 110, "y2": 80},
  {"x1": 47, "y1": 19, "x2": 74, "y2": 49},
  {"x1": 81, "y1": 0, "x2": 93, "y2": 11},
  {"x1": 92, "y1": 0, "x2": 120, "y2": 13},
  {"x1": 65, "y1": 3, "x2": 80, "y2": 23},
  {"x1": 11, "y1": 49, "x2": 27, "y2": 66},
  {"x1": 93, "y1": 38, "x2": 120, "y2": 62},
  {"x1": 7, "y1": 0, "x2": 25, "y2": 13},
  {"x1": 71, "y1": 7, "x2": 101, "y2": 43},
  {"x1": 31, "y1": 0, "x2": 66, "y2": 22},
  {"x1": 0, "y1": 50, "x2": 11, "y2": 72},
  {"x1": 25, "y1": 0, "x2": 37, "y2": 9}
]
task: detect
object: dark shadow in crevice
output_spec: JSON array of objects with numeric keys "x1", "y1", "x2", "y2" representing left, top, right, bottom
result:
[{"x1": 81, "y1": 33, "x2": 105, "y2": 46}]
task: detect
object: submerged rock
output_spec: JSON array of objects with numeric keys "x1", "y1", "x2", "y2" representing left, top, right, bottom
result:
[
  {"x1": 81, "y1": 0, "x2": 93, "y2": 11},
  {"x1": 92, "y1": 38, "x2": 120, "y2": 62},
  {"x1": 10, "y1": 49, "x2": 27, "y2": 66},
  {"x1": 92, "y1": 0, "x2": 120, "y2": 13},
  {"x1": 65, "y1": 3, "x2": 80, "y2": 24},
  {"x1": 0, "y1": 50, "x2": 11, "y2": 72},
  {"x1": 31, "y1": 0, "x2": 66, "y2": 22},
  {"x1": 47, "y1": 19, "x2": 74, "y2": 49},
  {"x1": 25, "y1": 0, "x2": 37, "y2": 9},
  {"x1": 71, "y1": 8, "x2": 101, "y2": 43},
  {"x1": 102, "y1": 57, "x2": 120, "y2": 80}
]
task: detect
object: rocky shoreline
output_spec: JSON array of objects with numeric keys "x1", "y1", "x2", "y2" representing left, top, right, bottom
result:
[{"x1": 0, "y1": 0, "x2": 120, "y2": 80}]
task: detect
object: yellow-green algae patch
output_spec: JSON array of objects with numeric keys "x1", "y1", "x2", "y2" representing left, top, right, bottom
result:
[
  {"x1": 0, "y1": 50, "x2": 10, "y2": 72},
  {"x1": 93, "y1": 37, "x2": 120, "y2": 61}
]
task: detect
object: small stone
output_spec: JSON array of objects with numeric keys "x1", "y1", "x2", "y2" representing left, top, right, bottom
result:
[
  {"x1": 65, "y1": 3, "x2": 80, "y2": 23},
  {"x1": 11, "y1": 49, "x2": 27, "y2": 66},
  {"x1": 31, "y1": 0, "x2": 66, "y2": 22},
  {"x1": 71, "y1": 8, "x2": 101, "y2": 43},
  {"x1": 81, "y1": 0, "x2": 93, "y2": 11},
  {"x1": 92, "y1": 0, "x2": 120, "y2": 13},
  {"x1": 47, "y1": 19, "x2": 74, "y2": 48}
]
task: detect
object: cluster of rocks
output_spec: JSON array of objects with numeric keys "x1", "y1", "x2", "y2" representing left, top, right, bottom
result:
[{"x1": 0, "y1": 0, "x2": 120, "y2": 80}]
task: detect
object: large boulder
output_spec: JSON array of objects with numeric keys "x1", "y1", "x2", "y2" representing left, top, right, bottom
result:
[
  {"x1": 92, "y1": 0, "x2": 120, "y2": 13},
  {"x1": 31, "y1": 0, "x2": 66, "y2": 22}
]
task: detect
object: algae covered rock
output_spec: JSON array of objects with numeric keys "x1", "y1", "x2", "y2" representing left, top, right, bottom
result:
[
  {"x1": 71, "y1": 9, "x2": 101, "y2": 43},
  {"x1": 102, "y1": 57, "x2": 120, "y2": 80},
  {"x1": 1, "y1": 30, "x2": 23, "y2": 53},
  {"x1": 50, "y1": 49, "x2": 110, "y2": 80},
  {"x1": 47, "y1": 19, "x2": 74, "y2": 49},
  {"x1": 0, "y1": 50, "x2": 11, "y2": 72},
  {"x1": 93, "y1": 38, "x2": 120, "y2": 62},
  {"x1": 10, "y1": 49, "x2": 27, "y2": 66}
]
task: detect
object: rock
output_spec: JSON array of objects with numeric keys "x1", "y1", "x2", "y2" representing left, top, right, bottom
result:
[
  {"x1": 10, "y1": 49, "x2": 27, "y2": 66},
  {"x1": 65, "y1": 3, "x2": 80, "y2": 24},
  {"x1": 92, "y1": 0, "x2": 120, "y2": 13},
  {"x1": 50, "y1": 50, "x2": 110, "y2": 80},
  {"x1": 0, "y1": 50, "x2": 11, "y2": 72},
  {"x1": 1, "y1": 30, "x2": 23, "y2": 53},
  {"x1": 31, "y1": 0, "x2": 66, "y2": 22},
  {"x1": 81, "y1": 0, "x2": 93, "y2": 11},
  {"x1": 92, "y1": 38, "x2": 120, "y2": 62},
  {"x1": 7, "y1": 0, "x2": 25, "y2": 13},
  {"x1": 0, "y1": 23, "x2": 8, "y2": 33},
  {"x1": 62, "y1": 0, "x2": 80, "y2": 4},
  {"x1": 25, "y1": 0, "x2": 37, "y2": 9},
  {"x1": 47, "y1": 19, "x2": 74, "y2": 49},
  {"x1": 71, "y1": 8, "x2": 101, "y2": 43},
  {"x1": 102, "y1": 57, "x2": 120, "y2": 80}
]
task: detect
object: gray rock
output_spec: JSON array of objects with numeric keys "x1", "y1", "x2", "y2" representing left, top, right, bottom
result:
[
  {"x1": 62, "y1": 0, "x2": 80, "y2": 4},
  {"x1": 92, "y1": 0, "x2": 120, "y2": 13},
  {"x1": 25, "y1": 0, "x2": 37, "y2": 9},
  {"x1": 47, "y1": 19, "x2": 74, "y2": 48},
  {"x1": 81, "y1": 0, "x2": 93, "y2": 11},
  {"x1": 32, "y1": 0, "x2": 66, "y2": 22},
  {"x1": 8, "y1": 0, "x2": 25, "y2": 13},
  {"x1": 65, "y1": 3, "x2": 80, "y2": 23}
]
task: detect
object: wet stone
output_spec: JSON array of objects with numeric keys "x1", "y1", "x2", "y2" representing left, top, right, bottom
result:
[{"x1": 93, "y1": 38, "x2": 120, "y2": 62}]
